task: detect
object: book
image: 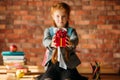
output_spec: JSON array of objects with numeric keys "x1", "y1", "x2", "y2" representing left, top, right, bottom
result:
[
  {"x1": 3, "y1": 56, "x2": 24, "y2": 60},
  {"x1": 2, "y1": 51, "x2": 25, "y2": 67},
  {"x1": 2, "y1": 51, "x2": 24, "y2": 56}
]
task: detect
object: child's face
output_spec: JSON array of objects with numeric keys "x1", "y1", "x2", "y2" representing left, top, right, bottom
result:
[{"x1": 52, "y1": 10, "x2": 69, "y2": 28}]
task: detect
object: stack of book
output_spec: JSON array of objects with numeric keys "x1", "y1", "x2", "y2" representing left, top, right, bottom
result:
[{"x1": 2, "y1": 51, "x2": 25, "y2": 68}]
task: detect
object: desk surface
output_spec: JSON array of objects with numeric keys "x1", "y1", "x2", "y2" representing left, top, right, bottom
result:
[
  {"x1": 0, "y1": 65, "x2": 119, "y2": 80},
  {"x1": 0, "y1": 64, "x2": 118, "y2": 74},
  {"x1": 0, "y1": 73, "x2": 120, "y2": 80},
  {"x1": 0, "y1": 65, "x2": 45, "y2": 74}
]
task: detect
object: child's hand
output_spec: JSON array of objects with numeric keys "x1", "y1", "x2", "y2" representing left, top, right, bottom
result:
[
  {"x1": 51, "y1": 35, "x2": 57, "y2": 48},
  {"x1": 66, "y1": 36, "x2": 73, "y2": 47}
]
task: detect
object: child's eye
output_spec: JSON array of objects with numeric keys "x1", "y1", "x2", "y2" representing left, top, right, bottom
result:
[
  {"x1": 62, "y1": 16, "x2": 66, "y2": 18},
  {"x1": 62, "y1": 16, "x2": 67, "y2": 19},
  {"x1": 57, "y1": 15, "x2": 59, "y2": 17}
]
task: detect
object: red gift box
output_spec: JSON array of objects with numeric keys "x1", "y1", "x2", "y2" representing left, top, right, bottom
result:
[
  {"x1": 54, "y1": 29, "x2": 67, "y2": 47},
  {"x1": 55, "y1": 37, "x2": 66, "y2": 47}
]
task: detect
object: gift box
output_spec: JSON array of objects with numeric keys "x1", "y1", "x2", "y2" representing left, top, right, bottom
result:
[
  {"x1": 56, "y1": 37, "x2": 66, "y2": 47},
  {"x1": 54, "y1": 29, "x2": 67, "y2": 47}
]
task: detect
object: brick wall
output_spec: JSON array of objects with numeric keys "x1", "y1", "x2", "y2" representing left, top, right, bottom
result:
[{"x1": 0, "y1": 0, "x2": 120, "y2": 72}]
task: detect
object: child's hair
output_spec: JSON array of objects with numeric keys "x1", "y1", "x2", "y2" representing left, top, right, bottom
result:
[
  {"x1": 50, "y1": 2, "x2": 71, "y2": 17},
  {"x1": 50, "y1": 2, "x2": 71, "y2": 27}
]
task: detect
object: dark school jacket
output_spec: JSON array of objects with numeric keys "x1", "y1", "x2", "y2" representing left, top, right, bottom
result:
[{"x1": 42, "y1": 26, "x2": 81, "y2": 69}]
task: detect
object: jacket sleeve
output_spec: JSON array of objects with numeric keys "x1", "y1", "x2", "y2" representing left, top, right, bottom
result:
[
  {"x1": 70, "y1": 28, "x2": 79, "y2": 47},
  {"x1": 42, "y1": 28, "x2": 53, "y2": 51},
  {"x1": 67, "y1": 28, "x2": 79, "y2": 51}
]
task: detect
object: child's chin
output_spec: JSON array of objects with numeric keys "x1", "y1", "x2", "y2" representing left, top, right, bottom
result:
[{"x1": 57, "y1": 25, "x2": 65, "y2": 28}]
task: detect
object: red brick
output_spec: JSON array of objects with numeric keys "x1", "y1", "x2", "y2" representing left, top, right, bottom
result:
[
  {"x1": 13, "y1": 29, "x2": 27, "y2": 34},
  {"x1": 14, "y1": 11, "x2": 28, "y2": 16},
  {"x1": 14, "y1": 20, "x2": 28, "y2": 25},
  {"x1": 0, "y1": 6, "x2": 6, "y2": 11},
  {"x1": 20, "y1": 34, "x2": 33, "y2": 39},
  {"x1": 21, "y1": 43, "x2": 34, "y2": 48},
  {"x1": 0, "y1": 34, "x2": 5, "y2": 39},
  {"x1": 115, "y1": 15, "x2": 120, "y2": 20},
  {"x1": 75, "y1": 10, "x2": 86, "y2": 15},
  {"x1": 0, "y1": 29, "x2": 13, "y2": 33},
  {"x1": 0, "y1": 39, "x2": 5, "y2": 43},
  {"x1": 7, "y1": 6, "x2": 21, "y2": 10},
  {"x1": 99, "y1": 16, "x2": 116, "y2": 20},
  {"x1": 23, "y1": 48, "x2": 31, "y2": 54},
  {"x1": 97, "y1": 25, "x2": 113, "y2": 29},
  {"x1": 81, "y1": 34, "x2": 96, "y2": 39},
  {"x1": 44, "y1": 1, "x2": 57, "y2": 7},
  {"x1": 113, "y1": 53, "x2": 120, "y2": 58},
  {"x1": 105, "y1": 1, "x2": 116, "y2": 6},
  {"x1": 5, "y1": 33, "x2": 20, "y2": 39},
  {"x1": 22, "y1": 15, "x2": 36, "y2": 20},
  {"x1": 44, "y1": 20, "x2": 52, "y2": 25},
  {"x1": 98, "y1": 16, "x2": 107, "y2": 20},
  {"x1": 107, "y1": 11, "x2": 116, "y2": 15},
  {"x1": 29, "y1": 11, "x2": 44, "y2": 16},
  {"x1": 28, "y1": 38, "x2": 42, "y2": 44},
  {"x1": 7, "y1": 39, "x2": 21, "y2": 43},
  {"x1": 0, "y1": 24, "x2": 6, "y2": 29},
  {"x1": 13, "y1": 1, "x2": 27, "y2": 5},
  {"x1": 90, "y1": 20, "x2": 104, "y2": 25},
  {"x1": 114, "y1": 5, "x2": 120, "y2": 10},
  {"x1": 0, "y1": 16, "x2": 6, "y2": 20},
  {"x1": 88, "y1": 39, "x2": 103, "y2": 44},
  {"x1": 30, "y1": 48, "x2": 45, "y2": 53},
  {"x1": 97, "y1": 43, "x2": 114, "y2": 49},
  {"x1": 75, "y1": 20, "x2": 89, "y2": 25},
  {"x1": 110, "y1": 30, "x2": 120, "y2": 34},
  {"x1": 28, "y1": 1, "x2": 43, "y2": 6},
  {"x1": 82, "y1": 5, "x2": 96, "y2": 10},
  {"x1": 91, "y1": 1, "x2": 104, "y2": 6},
  {"x1": 81, "y1": 43, "x2": 97, "y2": 49}
]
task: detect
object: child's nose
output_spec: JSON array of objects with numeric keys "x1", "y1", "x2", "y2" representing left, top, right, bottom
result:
[{"x1": 59, "y1": 17, "x2": 63, "y2": 21}]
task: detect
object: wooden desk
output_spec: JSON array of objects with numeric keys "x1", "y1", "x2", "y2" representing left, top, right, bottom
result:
[
  {"x1": 0, "y1": 65, "x2": 119, "y2": 80},
  {"x1": 0, "y1": 65, "x2": 44, "y2": 80},
  {"x1": 0, "y1": 65, "x2": 45, "y2": 74},
  {"x1": 0, "y1": 73, "x2": 120, "y2": 80}
]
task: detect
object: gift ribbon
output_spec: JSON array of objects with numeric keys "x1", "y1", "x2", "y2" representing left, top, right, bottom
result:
[{"x1": 60, "y1": 38, "x2": 62, "y2": 47}]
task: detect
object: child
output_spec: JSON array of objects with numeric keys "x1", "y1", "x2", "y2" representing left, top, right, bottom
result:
[{"x1": 36, "y1": 2, "x2": 88, "y2": 80}]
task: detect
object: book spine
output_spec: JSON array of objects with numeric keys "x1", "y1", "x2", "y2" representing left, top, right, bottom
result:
[{"x1": 3, "y1": 56, "x2": 24, "y2": 60}]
